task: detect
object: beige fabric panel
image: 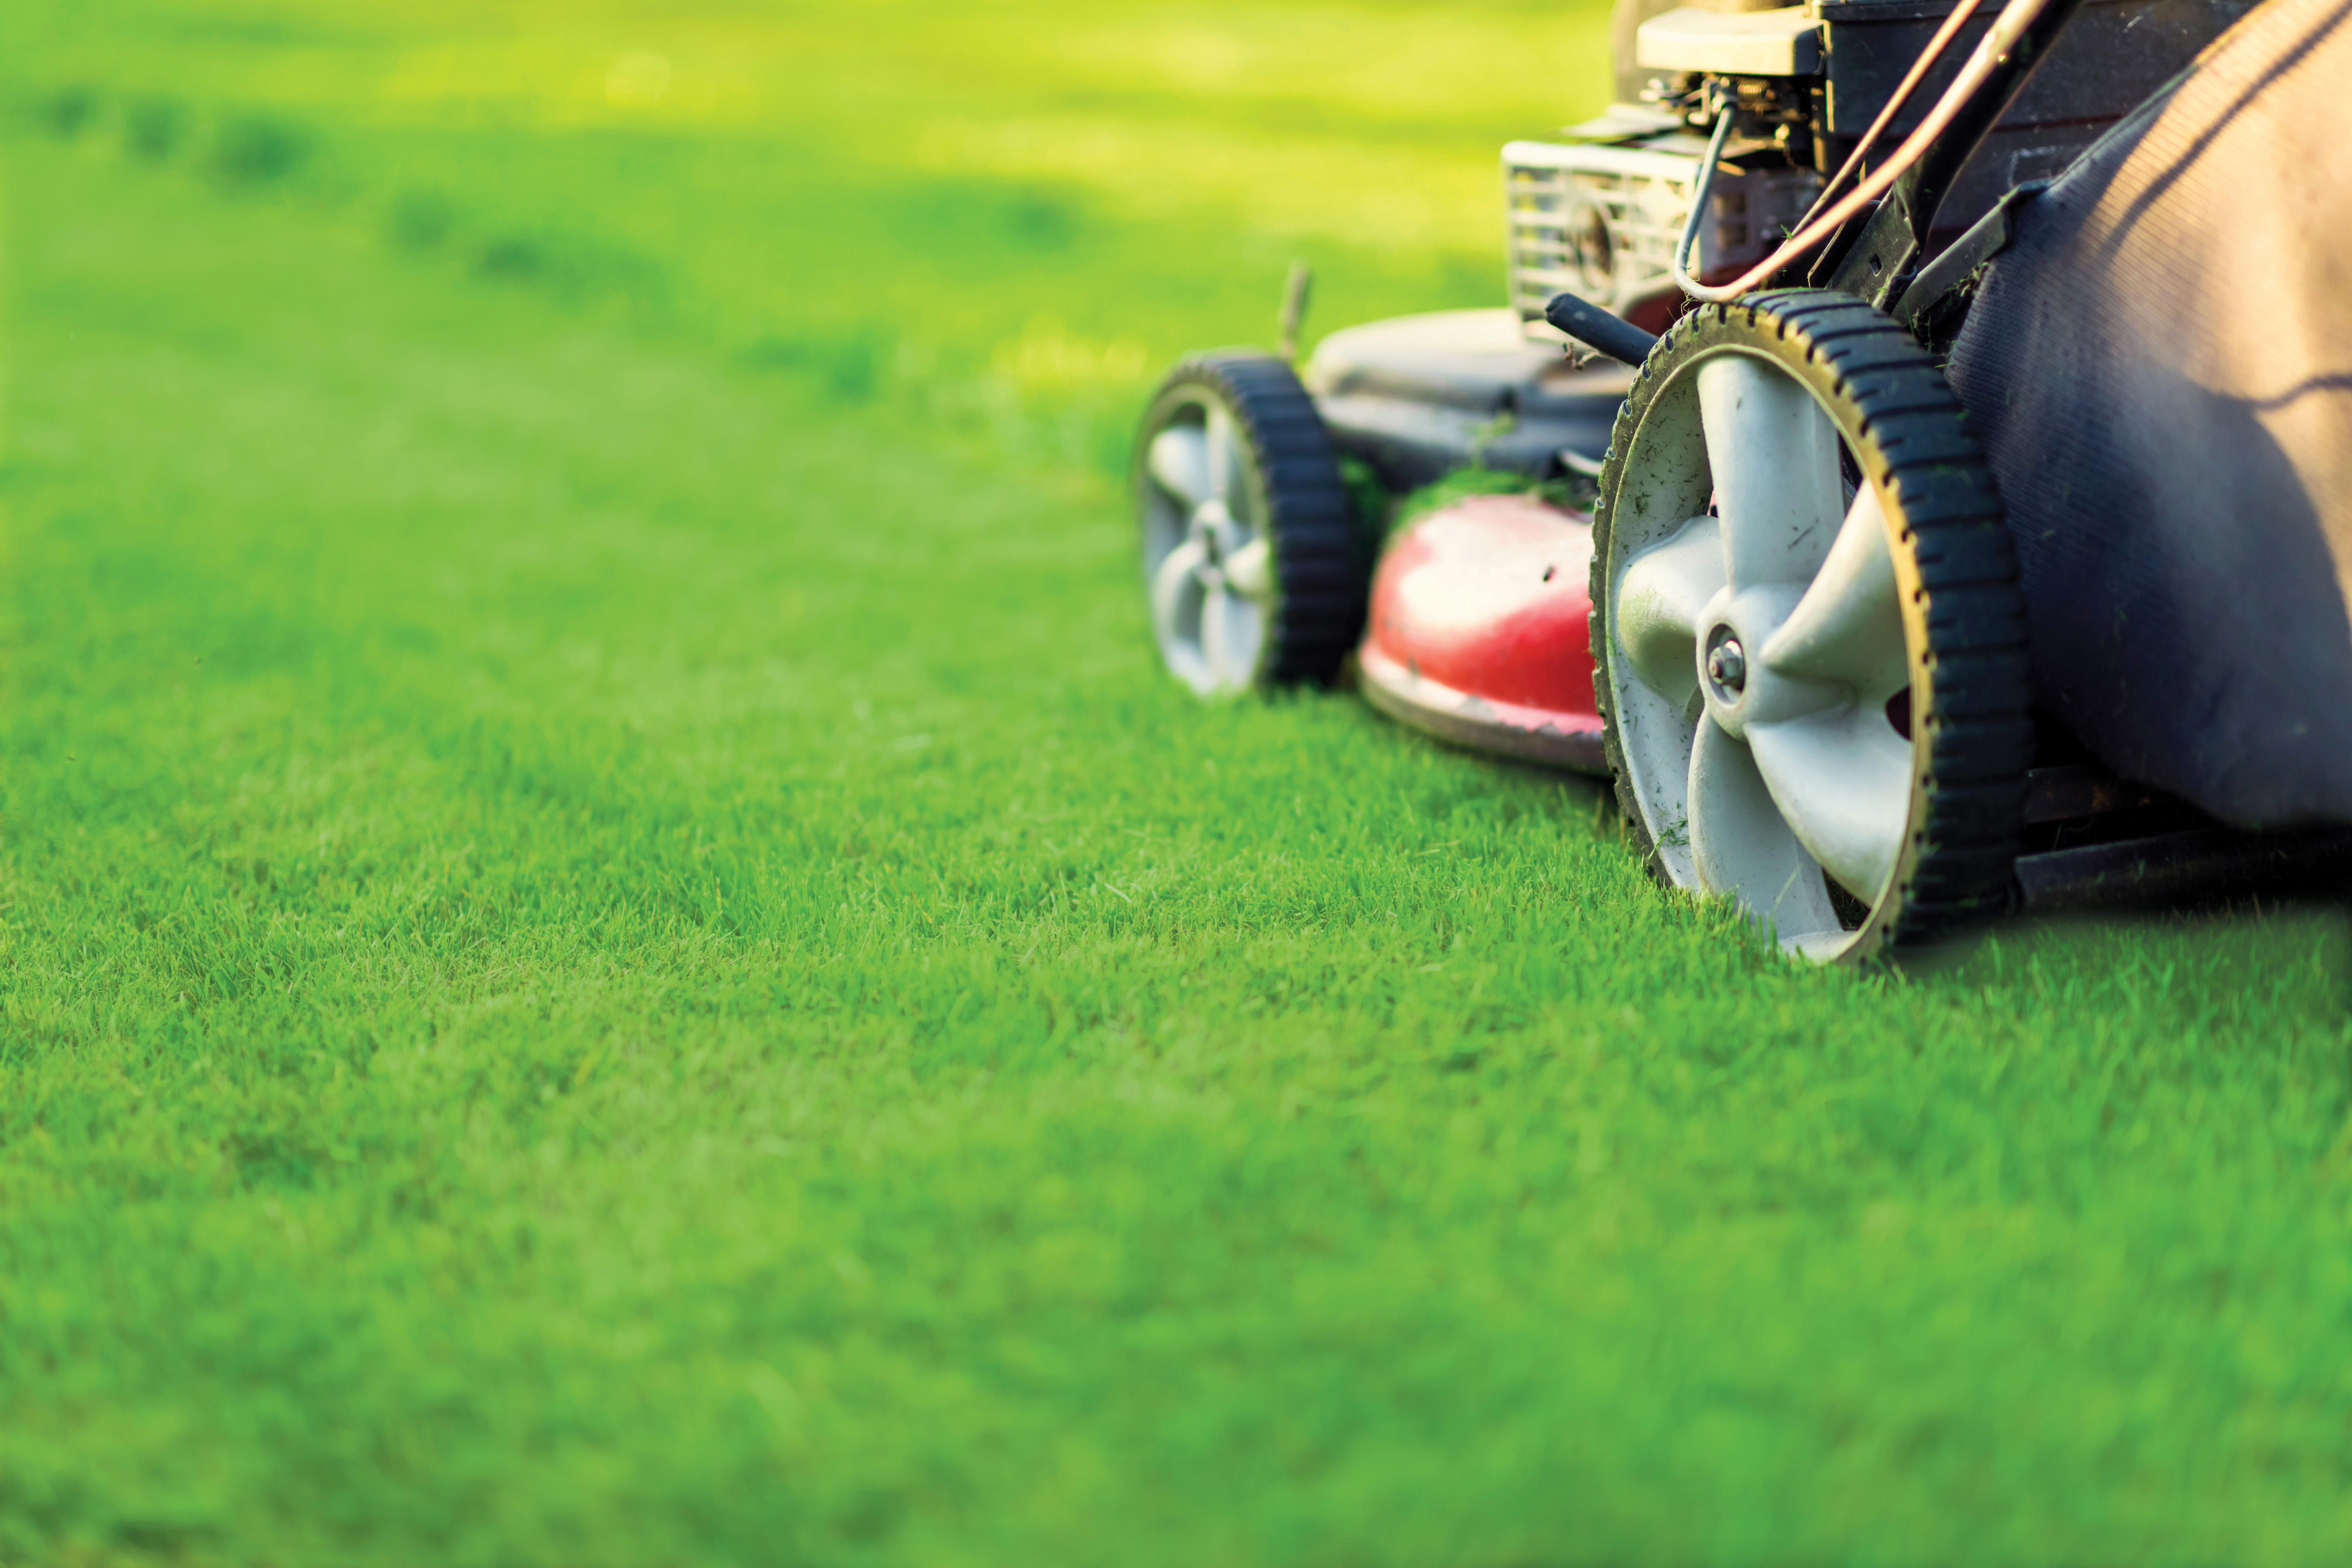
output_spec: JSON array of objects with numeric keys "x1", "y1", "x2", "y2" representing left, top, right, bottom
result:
[{"x1": 2090, "y1": 0, "x2": 2352, "y2": 618}]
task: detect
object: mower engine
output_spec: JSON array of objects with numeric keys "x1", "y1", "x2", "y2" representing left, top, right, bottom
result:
[
  {"x1": 1504, "y1": 113, "x2": 1821, "y2": 337},
  {"x1": 1508, "y1": 0, "x2": 2258, "y2": 343}
]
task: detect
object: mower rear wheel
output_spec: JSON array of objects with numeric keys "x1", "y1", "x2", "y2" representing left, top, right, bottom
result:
[
  {"x1": 1135, "y1": 353, "x2": 1366, "y2": 694},
  {"x1": 1591, "y1": 291, "x2": 2033, "y2": 962}
]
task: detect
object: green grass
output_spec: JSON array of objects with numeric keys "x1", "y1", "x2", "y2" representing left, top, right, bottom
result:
[{"x1": 4, "y1": 4, "x2": 2352, "y2": 1564}]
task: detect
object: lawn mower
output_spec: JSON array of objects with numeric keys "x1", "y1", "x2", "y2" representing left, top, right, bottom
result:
[{"x1": 1133, "y1": 0, "x2": 2352, "y2": 961}]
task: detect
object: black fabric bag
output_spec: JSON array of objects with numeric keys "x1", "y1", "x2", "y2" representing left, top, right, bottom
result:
[{"x1": 1946, "y1": 0, "x2": 2352, "y2": 828}]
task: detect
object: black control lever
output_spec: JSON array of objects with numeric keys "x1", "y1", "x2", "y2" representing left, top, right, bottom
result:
[{"x1": 1544, "y1": 291, "x2": 1659, "y2": 369}]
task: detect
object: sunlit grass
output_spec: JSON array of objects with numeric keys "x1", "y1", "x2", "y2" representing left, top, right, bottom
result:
[
  {"x1": 8, "y1": 0, "x2": 1616, "y2": 257},
  {"x1": 2, "y1": 3, "x2": 2350, "y2": 1564}
]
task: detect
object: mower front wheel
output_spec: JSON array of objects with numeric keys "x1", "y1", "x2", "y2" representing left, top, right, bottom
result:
[{"x1": 1592, "y1": 292, "x2": 2035, "y2": 962}]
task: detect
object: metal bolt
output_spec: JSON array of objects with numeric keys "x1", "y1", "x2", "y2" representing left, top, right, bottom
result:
[{"x1": 1707, "y1": 636, "x2": 1746, "y2": 693}]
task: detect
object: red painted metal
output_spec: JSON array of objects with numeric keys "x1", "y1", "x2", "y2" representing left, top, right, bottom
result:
[{"x1": 1354, "y1": 492, "x2": 1608, "y2": 773}]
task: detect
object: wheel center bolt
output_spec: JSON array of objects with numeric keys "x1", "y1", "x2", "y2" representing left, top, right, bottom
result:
[
  {"x1": 1195, "y1": 503, "x2": 1228, "y2": 561},
  {"x1": 1707, "y1": 634, "x2": 1746, "y2": 694}
]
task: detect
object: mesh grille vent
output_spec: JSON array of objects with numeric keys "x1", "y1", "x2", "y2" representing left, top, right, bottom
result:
[{"x1": 1504, "y1": 139, "x2": 1821, "y2": 333}]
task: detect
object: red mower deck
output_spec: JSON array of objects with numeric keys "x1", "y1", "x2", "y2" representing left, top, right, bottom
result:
[{"x1": 1356, "y1": 492, "x2": 1607, "y2": 774}]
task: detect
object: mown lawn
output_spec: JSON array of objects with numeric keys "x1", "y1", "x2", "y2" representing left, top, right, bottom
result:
[{"x1": 3, "y1": 3, "x2": 2350, "y2": 1564}]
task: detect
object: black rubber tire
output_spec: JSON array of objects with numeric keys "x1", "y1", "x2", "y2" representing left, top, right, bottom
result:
[
  {"x1": 1590, "y1": 290, "x2": 2034, "y2": 961},
  {"x1": 1134, "y1": 352, "x2": 1368, "y2": 688}
]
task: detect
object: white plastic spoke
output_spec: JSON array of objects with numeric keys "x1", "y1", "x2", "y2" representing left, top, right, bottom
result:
[
  {"x1": 1613, "y1": 517, "x2": 1724, "y2": 704},
  {"x1": 1223, "y1": 536, "x2": 1273, "y2": 603},
  {"x1": 1688, "y1": 715, "x2": 1841, "y2": 938},
  {"x1": 1745, "y1": 706, "x2": 1914, "y2": 901},
  {"x1": 1151, "y1": 537, "x2": 1208, "y2": 643},
  {"x1": 1697, "y1": 355, "x2": 1845, "y2": 591},
  {"x1": 1147, "y1": 425, "x2": 1209, "y2": 510},
  {"x1": 1758, "y1": 483, "x2": 1907, "y2": 698},
  {"x1": 1205, "y1": 406, "x2": 1242, "y2": 507},
  {"x1": 1200, "y1": 583, "x2": 1262, "y2": 689}
]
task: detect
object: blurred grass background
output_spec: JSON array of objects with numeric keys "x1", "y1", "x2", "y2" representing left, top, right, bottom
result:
[
  {"x1": 7, "y1": 0, "x2": 1619, "y2": 473},
  {"x1": 3, "y1": 3, "x2": 2352, "y2": 1565}
]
